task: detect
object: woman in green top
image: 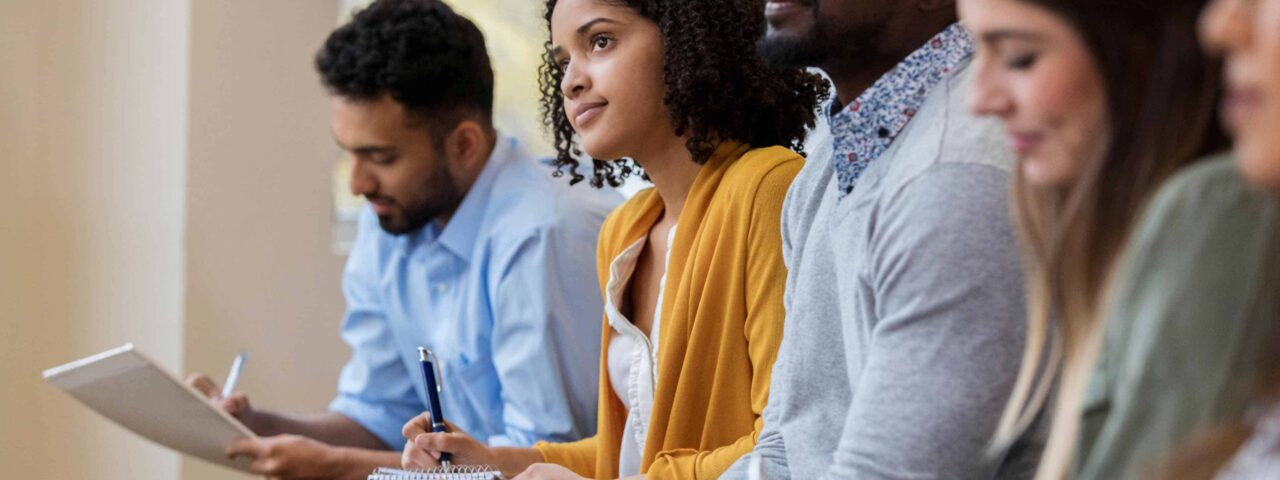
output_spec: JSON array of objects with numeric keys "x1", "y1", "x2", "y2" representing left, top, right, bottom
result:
[{"x1": 1113, "y1": 0, "x2": 1280, "y2": 478}]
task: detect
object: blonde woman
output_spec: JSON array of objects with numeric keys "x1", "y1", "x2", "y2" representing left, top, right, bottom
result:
[{"x1": 960, "y1": 0, "x2": 1225, "y2": 477}]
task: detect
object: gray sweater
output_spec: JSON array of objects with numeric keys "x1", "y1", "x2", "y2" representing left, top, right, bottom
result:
[{"x1": 725, "y1": 61, "x2": 1044, "y2": 479}]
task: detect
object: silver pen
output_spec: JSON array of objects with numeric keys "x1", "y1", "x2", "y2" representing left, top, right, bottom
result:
[{"x1": 221, "y1": 351, "x2": 248, "y2": 398}]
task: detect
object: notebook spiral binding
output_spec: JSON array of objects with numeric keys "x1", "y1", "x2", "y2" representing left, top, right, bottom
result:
[{"x1": 367, "y1": 465, "x2": 505, "y2": 479}]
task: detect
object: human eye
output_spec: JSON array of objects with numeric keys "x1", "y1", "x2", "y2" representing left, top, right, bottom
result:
[
  {"x1": 997, "y1": 43, "x2": 1041, "y2": 70},
  {"x1": 590, "y1": 33, "x2": 614, "y2": 52},
  {"x1": 370, "y1": 153, "x2": 397, "y2": 166},
  {"x1": 1005, "y1": 51, "x2": 1039, "y2": 70}
]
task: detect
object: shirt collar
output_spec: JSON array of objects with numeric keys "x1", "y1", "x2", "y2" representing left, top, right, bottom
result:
[
  {"x1": 404, "y1": 133, "x2": 517, "y2": 262},
  {"x1": 827, "y1": 23, "x2": 974, "y2": 197}
]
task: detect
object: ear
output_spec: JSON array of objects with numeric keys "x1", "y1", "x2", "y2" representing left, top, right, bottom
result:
[
  {"x1": 442, "y1": 119, "x2": 493, "y2": 173},
  {"x1": 919, "y1": 0, "x2": 955, "y2": 12}
]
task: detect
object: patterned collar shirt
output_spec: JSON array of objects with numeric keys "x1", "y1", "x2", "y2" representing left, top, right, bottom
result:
[{"x1": 828, "y1": 23, "x2": 975, "y2": 198}]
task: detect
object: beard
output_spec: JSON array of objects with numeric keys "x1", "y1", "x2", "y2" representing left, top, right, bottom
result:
[
  {"x1": 756, "y1": 1, "x2": 887, "y2": 71},
  {"x1": 374, "y1": 159, "x2": 465, "y2": 236},
  {"x1": 376, "y1": 196, "x2": 438, "y2": 236}
]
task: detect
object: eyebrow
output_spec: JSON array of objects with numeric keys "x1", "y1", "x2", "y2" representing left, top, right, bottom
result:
[
  {"x1": 577, "y1": 17, "x2": 619, "y2": 35},
  {"x1": 333, "y1": 137, "x2": 396, "y2": 155},
  {"x1": 979, "y1": 29, "x2": 1047, "y2": 44},
  {"x1": 550, "y1": 17, "x2": 622, "y2": 57},
  {"x1": 349, "y1": 146, "x2": 396, "y2": 156}
]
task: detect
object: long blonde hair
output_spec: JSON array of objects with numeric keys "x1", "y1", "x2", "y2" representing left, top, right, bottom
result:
[{"x1": 987, "y1": 0, "x2": 1224, "y2": 477}]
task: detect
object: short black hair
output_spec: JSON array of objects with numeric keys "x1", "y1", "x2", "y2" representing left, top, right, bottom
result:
[
  {"x1": 315, "y1": 0, "x2": 495, "y2": 131},
  {"x1": 539, "y1": 0, "x2": 829, "y2": 187}
]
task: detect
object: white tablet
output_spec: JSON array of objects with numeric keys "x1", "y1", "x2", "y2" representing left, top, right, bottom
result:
[{"x1": 43, "y1": 343, "x2": 256, "y2": 472}]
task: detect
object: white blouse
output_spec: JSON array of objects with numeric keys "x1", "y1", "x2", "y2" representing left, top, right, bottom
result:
[
  {"x1": 604, "y1": 226, "x2": 676, "y2": 478},
  {"x1": 1217, "y1": 402, "x2": 1280, "y2": 479}
]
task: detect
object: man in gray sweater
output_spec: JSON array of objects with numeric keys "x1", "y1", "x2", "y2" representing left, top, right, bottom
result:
[{"x1": 725, "y1": 1, "x2": 1045, "y2": 478}]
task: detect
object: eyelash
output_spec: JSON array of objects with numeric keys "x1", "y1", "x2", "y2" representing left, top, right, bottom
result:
[
  {"x1": 1005, "y1": 52, "x2": 1038, "y2": 70},
  {"x1": 554, "y1": 34, "x2": 615, "y2": 72},
  {"x1": 591, "y1": 34, "x2": 613, "y2": 51}
]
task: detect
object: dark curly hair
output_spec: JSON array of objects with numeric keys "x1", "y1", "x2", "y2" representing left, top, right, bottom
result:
[
  {"x1": 539, "y1": 0, "x2": 830, "y2": 187},
  {"x1": 315, "y1": 0, "x2": 494, "y2": 135}
]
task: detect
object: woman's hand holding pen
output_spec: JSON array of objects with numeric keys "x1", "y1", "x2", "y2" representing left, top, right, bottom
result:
[
  {"x1": 401, "y1": 411, "x2": 549, "y2": 476},
  {"x1": 400, "y1": 412, "x2": 495, "y2": 469}
]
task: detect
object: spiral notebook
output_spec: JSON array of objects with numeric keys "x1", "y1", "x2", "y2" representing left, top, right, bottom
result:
[{"x1": 367, "y1": 465, "x2": 504, "y2": 479}]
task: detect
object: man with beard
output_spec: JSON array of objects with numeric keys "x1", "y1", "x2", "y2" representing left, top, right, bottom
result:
[
  {"x1": 725, "y1": 1, "x2": 1044, "y2": 478},
  {"x1": 185, "y1": 1, "x2": 620, "y2": 478}
]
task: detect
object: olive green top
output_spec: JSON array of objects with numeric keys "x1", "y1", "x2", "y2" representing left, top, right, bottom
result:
[{"x1": 1076, "y1": 156, "x2": 1280, "y2": 479}]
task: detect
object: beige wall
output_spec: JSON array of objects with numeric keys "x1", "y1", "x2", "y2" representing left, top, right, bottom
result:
[
  {"x1": 1, "y1": 1, "x2": 567, "y2": 478},
  {"x1": 0, "y1": 0, "x2": 191, "y2": 478},
  {"x1": 182, "y1": 1, "x2": 347, "y2": 479},
  {"x1": 0, "y1": 0, "x2": 345, "y2": 478},
  {"x1": 450, "y1": 0, "x2": 555, "y2": 155}
]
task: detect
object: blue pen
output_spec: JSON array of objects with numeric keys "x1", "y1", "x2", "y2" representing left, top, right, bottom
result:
[{"x1": 418, "y1": 347, "x2": 452, "y2": 470}]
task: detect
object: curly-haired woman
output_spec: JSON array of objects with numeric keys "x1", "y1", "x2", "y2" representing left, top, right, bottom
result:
[{"x1": 398, "y1": 0, "x2": 828, "y2": 479}]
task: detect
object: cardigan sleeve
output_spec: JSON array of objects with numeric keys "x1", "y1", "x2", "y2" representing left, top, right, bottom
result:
[
  {"x1": 533, "y1": 436, "x2": 600, "y2": 477},
  {"x1": 645, "y1": 158, "x2": 798, "y2": 479}
]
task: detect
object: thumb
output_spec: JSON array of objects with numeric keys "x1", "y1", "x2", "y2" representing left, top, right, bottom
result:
[
  {"x1": 220, "y1": 393, "x2": 251, "y2": 416},
  {"x1": 402, "y1": 412, "x2": 434, "y2": 440},
  {"x1": 414, "y1": 429, "x2": 478, "y2": 454},
  {"x1": 226, "y1": 437, "x2": 269, "y2": 459},
  {"x1": 186, "y1": 373, "x2": 222, "y2": 400}
]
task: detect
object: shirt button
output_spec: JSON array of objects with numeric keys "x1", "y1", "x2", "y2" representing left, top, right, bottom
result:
[{"x1": 434, "y1": 282, "x2": 448, "y2": 293}]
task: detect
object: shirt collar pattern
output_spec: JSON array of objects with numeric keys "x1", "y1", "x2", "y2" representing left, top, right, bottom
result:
[{"x1": 828, "y1": 23, "x2": 974, "y2": 198}]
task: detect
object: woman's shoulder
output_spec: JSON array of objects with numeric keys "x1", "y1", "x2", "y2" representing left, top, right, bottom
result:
[
  {"x1": 1103, "y1": 153, "x2": 1280, "y2": 371},
  {"x1": 1120, "y1": 155, "x2": 1275, "y2": 288},
  {"x1": 719, "y1": 145, "x2": 805, "y2": 201},
  {"x1": 731, "y1": 145, "x2": 805, "y2": 173},
  {"x1": 1145, "y1": 154, "x2": 1266, "y2": 223}
]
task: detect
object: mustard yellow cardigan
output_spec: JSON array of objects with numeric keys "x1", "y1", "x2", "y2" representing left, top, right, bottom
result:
[{"x1": 534, "y1": 142, "x2": 800, "y2": 479}]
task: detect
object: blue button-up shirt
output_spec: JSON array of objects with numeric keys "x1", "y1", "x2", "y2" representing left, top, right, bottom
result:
[{"x1": 329, "y1": 135, "x2": 622, "y2": 449}]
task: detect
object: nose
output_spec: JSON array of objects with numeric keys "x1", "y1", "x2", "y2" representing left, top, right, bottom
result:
[
  {"x1": 559, "y1": 60, "x2": 589, "y2": 99},
  {"x1": 968, "y1": 66, "x2": 1015, "y2": 119},
  {"x1": 348, "y1": 157, "x2": 376, "y2": 197},
  {"x1": 1200, "y1": 0, "x2": 1250, "y2": 55}
]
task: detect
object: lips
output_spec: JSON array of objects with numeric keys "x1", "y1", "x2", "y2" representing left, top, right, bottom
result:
[
  {"x1": 367, "y1": 196, "x2": 396, "y2": 216},
  {"x1": 1007, "y1": 130, "x2": 1044, "y2": 157},
  {"x1": 572, "y1": 101, "x2": 607, "y2": 128},
  {"x1": 765, "y1": 0, "x2": 812, "y2": 21},
  {"x1": 1222, "y1": 85, "x2": 1262, "y2": 131}
]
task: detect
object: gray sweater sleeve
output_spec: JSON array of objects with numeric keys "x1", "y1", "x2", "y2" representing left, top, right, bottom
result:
[{"x1": 823, "y1": 163, "x2": 1028, "y2": 479}]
